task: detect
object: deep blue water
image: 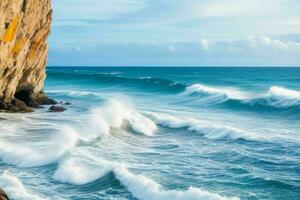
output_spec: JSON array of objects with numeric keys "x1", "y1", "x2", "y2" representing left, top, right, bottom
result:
[{"x1": 0, "y1": 67, "x2": 300, "y2": 200}]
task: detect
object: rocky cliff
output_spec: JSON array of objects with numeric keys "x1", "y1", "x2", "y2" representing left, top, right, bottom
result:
[
  {"x1": 0, "y1": 0, "x2": 55, "y2": 112},
  {"x1": 0, "y1": 188, "x2": 8, "y2": 200}
]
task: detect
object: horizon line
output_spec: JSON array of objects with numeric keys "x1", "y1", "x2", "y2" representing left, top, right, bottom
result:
[{"x1": 47, "y1": 65, "x2": 300, "y2": 68}]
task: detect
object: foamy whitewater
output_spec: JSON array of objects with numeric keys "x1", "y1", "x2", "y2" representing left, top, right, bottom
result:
[{"x1": 0, "y1": 67, "x2": 300, "y2": 200}]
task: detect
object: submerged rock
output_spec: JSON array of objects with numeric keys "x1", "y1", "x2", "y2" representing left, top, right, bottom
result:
[
  {"x1": 0, "y1": 0, "x2": 54, "y2": 112},
  {"x1": 0, "y1": 188, "x2": 8, "y2": 200},
  {"x1": 48, "y1": 105, "x2": 66, "y2": 112}
]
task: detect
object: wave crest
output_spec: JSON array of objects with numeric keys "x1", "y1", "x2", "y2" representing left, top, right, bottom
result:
[
  {"x1": 145, "y1": 112, "x2": 265, "y2": 142},
  {"x1": 89, "y1": 99, "x2": 157, "y2": 137},
  {"x1": 257, "y1": 86, "x2": 300, "y2": 107},
  {"x1": 183, "y1": 84, "x2": 300, "y2": 110},
  {"x1": 184, "y1": 84, "x2": 249, "y2": 100},
  {"x1": 54, "y1": 156, "x2": 239, "y2": 200},
  {"x1": 53, "y1": 157, "x2": 112, "y2": 185}
]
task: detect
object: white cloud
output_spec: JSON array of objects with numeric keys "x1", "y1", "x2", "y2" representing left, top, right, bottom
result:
[
  {"x1": 49, "y1": 36, "x2": 300, "y2": 66},
  {"x1": 247, "y1": 36, "x2": 300, "y2": 52},
  {"x1": 248, "y1": 36, "x2": 288, "y2": 50},
  {"x1": 200, "y1": 39, "x2": 209, "y2": 51},
  {"x1": 50, "y1": 0, "x2": 300, "y2": 66}
]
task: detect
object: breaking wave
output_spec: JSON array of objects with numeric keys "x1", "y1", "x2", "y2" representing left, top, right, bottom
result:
[
  {"x1": 53, "y1": 156, "x2": 239, "y2": 200},
  {"x1": 145, "y1": 112, "x2": 267, "y2": 142},
  {"x1": 88, "y1": 99, "x2": 157, "y2": 137},
  {"x1": 114, "y1": 165, "x2": 239, "y2": 200},
  {"x1": 53, "y1": 156, "x2": 112, "y2": 185},
  {"x1": 48, "y1": 69, "x2": 300, "y2": 114},
  {"x1": 0, "y1": 99, "x2": 156, "y2": 168},
  {"x1": 183, "y1": 84, "x2": 249, "y2": 100},
  {"x1": 183, "y1": 84, "x2": 300, "y2": 111},
  {"x1": 245, "y1": 86, "x2": 300, "y2": 108}
]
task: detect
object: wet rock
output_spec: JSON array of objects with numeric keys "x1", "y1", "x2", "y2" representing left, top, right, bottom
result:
[
  {"x1": 47, "y1": 105, "x2": 66, "y2": 112},
  {"x1": 0, "y1": 99, "x2": 33, "y2": 112},
  {"x1": 13, "y1": 99, "x2": 34, "y2": 112},
  {"x1": 37, "y1": 96, "x2": 57, "y2": 105},
  {"x1": 0, "y1": 188, "x2": 9, "y2": 200}
]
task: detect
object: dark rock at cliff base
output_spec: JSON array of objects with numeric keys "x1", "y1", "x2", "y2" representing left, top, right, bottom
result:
[
  {"x1": 37, "y1": 96, "x2": 57, "y2": 105},
  {"x1": 13, "y1": 99, "x2": 34, "y2": 112},
  {"x1": 0, "y1": 188, "x2": 9, "y2": 200},
  {"x1": 48, "y1": 105, "x2": 66, "y2": 112},
  {"x1": 0, "y1": 99, "x2": 33, "y2": 113},
  {"x1": 0, "y1": 95, "x2": 57, "y2": 112}
]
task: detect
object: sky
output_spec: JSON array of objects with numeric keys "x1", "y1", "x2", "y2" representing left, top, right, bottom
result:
[{"x1": 49, "y1": 0, "x2": 300, "y2": 66}]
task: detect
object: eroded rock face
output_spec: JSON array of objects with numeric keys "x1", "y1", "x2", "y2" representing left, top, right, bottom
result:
[{"x1": 0, "y1": 0, "x2": 55, "y2": 112}]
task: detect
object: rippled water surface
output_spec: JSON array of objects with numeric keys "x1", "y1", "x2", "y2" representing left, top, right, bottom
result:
[{"x1": 0, "y1": 67, "x2": 300, "y2": 200}]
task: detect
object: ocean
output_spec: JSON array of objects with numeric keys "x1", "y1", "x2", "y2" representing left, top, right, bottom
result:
[{"x1": 0, "y1": 67, "x2": 299, "y2": 200}]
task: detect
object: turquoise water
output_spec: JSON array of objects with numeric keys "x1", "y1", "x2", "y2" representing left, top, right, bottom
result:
[{"x1": 0, "y1": 67, "x2": 300, "y2": 200}]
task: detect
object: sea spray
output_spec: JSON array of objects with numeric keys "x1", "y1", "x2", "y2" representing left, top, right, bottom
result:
[
  {"x1": 0, "y1": 126, "x2": 78, "y2": 167},
  {"x1": 53, "y1": 156, "x2": 112, "y2": 185},
  {"x1": 0, "y1": 172, "x2": 45, "y2": 200},
  {"x1": 88, "y1": 99, "x2": 157, "y2": 137}
]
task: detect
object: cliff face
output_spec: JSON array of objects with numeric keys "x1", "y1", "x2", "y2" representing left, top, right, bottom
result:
[
  {"x1": 0, "y1": 0, "x2": 55, "y2": 112},
  {"x1": 0, "y1": 188, "x2": 8, "y2": 200}
]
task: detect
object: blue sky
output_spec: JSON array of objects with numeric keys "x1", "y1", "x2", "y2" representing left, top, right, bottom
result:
[{"x1": 49, "y1": 0, "x2": 300, "y2": 66}]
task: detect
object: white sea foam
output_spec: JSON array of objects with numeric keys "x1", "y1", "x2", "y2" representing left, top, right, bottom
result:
[
  {"x1": 88, "y1": 99, "x2": 157, "y2": 137},
  {"x1": 263, "y1": 86, "x2": 300, "y2": 107},
  {"x1": 145, "y1": 112, "x2": 265, "y2": 142},
  {"x1": 139, "y1": 76, "x2": 152, "y2": 79},
  {"x1": 114, "y1": 165, "x2": 239, "y2": 200},
  {"x1": 183, "y1": 84, "x2": 300, "y2": 108},
  {"x1": 0, "y1": 172, "x2": 45, "y2": 200},
  {"x1": 184, "y1": 84, "x2": 248, "y2": 100},
  {"x1": 53, "y1": 156, "x2": 112, "y2": 185},
  {"x1": 0, "y1": 99, "x2": 155, "y2": 168},
  {"x1": 53, "y1": 157, "x2": 239, "y2": 200},
  {"x1": 269, "y1": 86, "x2": 300, "y2": 99},
  {"x1": 0, "y1": 126, "x2": 78, "y2": 167}
]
